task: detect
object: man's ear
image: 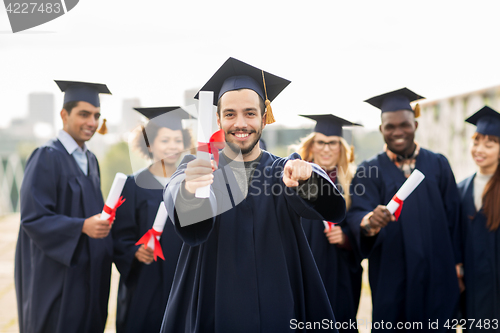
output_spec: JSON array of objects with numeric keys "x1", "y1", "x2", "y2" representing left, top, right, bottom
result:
[
  {"x1": 379, "y1": 124, "x2": 382, "y2": 133},
  {"x1": 60, "y1": 109, "x2": 68, "y2": 127},
  {"x1": 262, "y1": 112, "x2": 267, "y2": 130},
  {"x1": 414, "y1": 120, "x2": 419, "y2": 130},
  {"x1": 216, "y1": 112, "x2": 221, "y2": 129}
]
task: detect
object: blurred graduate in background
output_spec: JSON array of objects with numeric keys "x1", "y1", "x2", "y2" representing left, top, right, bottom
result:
[
  {"x1": 112, "y1": 107, "x2": 193, "y2": 333},
  {"x1": 294, "y1": 114, "x2": 363, "y2": 332}
]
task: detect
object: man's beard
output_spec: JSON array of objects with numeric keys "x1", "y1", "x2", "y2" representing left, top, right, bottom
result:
[{"x1": 225, "y1": 128, "x2": 262, "y2": 156}]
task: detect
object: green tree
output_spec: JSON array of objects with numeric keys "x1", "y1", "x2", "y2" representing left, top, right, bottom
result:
[{"x1": 100, "y1": 141, "x2": 133, "y2": 201}]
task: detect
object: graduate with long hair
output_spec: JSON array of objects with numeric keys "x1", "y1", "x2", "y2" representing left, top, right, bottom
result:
[
  {"x1": 294, "y1": 114, "x2": 363, "y2": 332},
  {"x1": 458, "y1": 106, "x2": 500, "y2": 330}
]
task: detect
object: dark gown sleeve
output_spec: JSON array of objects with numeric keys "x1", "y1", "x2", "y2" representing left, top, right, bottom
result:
[
  {"x1": 275, "y1": 153, "x2": 346, "y2": 223},
  {"x1": 112, "y1": 176, "x2": 140, "y2": 281},
  {"x1": 20, "y1": 147, "x2": 85, "y2": 267},
  {"x1": 164, "y1": 153, "x2": 346, "y2": 246},
  {"x1": 437, "y1": 154, "x2": 462, "y2": 264},
  {"x1": 346, "y1": 160, "x2": 382, "y2": 257}
]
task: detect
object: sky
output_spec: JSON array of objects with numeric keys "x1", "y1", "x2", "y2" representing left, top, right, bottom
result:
[{"x1": 1, "y1": 0, "x2": 500, "y2": 132}]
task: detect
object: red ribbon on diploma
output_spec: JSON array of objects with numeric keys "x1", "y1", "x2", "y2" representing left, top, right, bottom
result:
[
  {"x1": 135, "y1": 229, "x2": 165, "y2": 261},
  {"x1": 198, "y1": 129, "x2": 225, "y2": 166},
  {"x1": 103, "y1": 196, "x2": 126, "y2": 225},
  {"x1": 392, "y1": 195, "x2": 404, "y2": 220},
  {"x1": 325, "y1": 221, "x2": 338, "y2": 230}
]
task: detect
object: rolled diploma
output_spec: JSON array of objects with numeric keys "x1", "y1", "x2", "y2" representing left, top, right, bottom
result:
[
  {"x1": 195, "y1": 91, "x2": 214, "y2": 198},
  {"x1": 101, "y1": 172, "x2": 127, "y2": 220},
  {"x1": 147, "y1": 202, "x2": 168, "y2": 248},
  {"x1": 386, "y1": 169, "x2": 425, "y2": 215}
]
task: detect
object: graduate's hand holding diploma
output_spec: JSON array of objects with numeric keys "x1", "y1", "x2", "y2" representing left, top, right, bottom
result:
[
  {"x1": 282, "y1": 160, "x2": 312, "y2": 187},
  {"x1": 361, "y1": 169, "x2": 425, "y2": 236},
  {"x1": 324, "y1": 225, "x2": 345, "y2": 245},
  {"x1": 82, "y1": 213, "x2": 112, "y2": 239},
  {"x1": 184, "y1": 159, "x2": 217, "y2": 194},
  {"x1": 366, "y1": 205, "x2": 396, "y2": 235},
  {"x1": 135, "y1": 245, "x2": 154, "y2": 264}
]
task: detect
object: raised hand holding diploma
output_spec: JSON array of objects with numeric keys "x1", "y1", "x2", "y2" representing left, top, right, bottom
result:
[
  {"x1": 135, "y1": 202, "x2": 168, "y2": 261},
  {"x1": 385, "y1": 169, "x2": 425, "y2": 220},
  {"x1": 101, "y1": 173, "x2": 127, "y2": 225}
]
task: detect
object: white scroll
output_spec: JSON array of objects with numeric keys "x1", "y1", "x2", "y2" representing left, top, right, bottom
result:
[
  {"x1": 147, "y1": 202, "x2": 168, "y2": 248},
  {"x1": 195, "y1": 91, "x2": 214, "y2": 198},
  {"x1": 386, "y1": 169, "x2": 425, "y2": 217},
  {"x1": 101, "y1": 172, "x2": 127, "y2": 221}
]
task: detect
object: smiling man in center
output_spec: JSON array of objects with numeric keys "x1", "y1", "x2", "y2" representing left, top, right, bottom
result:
[
  {"x1": 160, "y1": 57, "x2": 346, "y2": 332},
  {"x1": 346, "y1": 88, "x2": 462, "y2": 332}
]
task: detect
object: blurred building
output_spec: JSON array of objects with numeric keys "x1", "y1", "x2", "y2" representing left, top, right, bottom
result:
[{"x1": 417, "y1": 85, "x2": 500, "y2": 182}]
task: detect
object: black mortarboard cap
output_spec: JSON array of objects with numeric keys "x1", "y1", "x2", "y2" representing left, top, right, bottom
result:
[
  {"x1": 364, "y1": 88, "x2": 424, "y2": 114},
  {"x1": 194, "y1": 57, "x2": 291, "y2": 124},
  {"x1": 134, "y1": 106, "x2": 192, "y2": 130},
  {"x1": 465, "y1": 106, "x2": 500, "y2": 137},
  {"x1": 55, "y1": 80, "x2": 111, "y2": 107},
  {"x1": 300, "y1": 114, "x2": 362, "y2": 137}
]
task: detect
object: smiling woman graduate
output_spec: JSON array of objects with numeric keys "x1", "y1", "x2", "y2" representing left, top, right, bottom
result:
[
  {"x1": 160, "y1": 58, "x2": 346, "y2": 333},
  {"x1": 295, "y1": 114, "x2": 363, "y2": 333},
  {"x1": 458, "y1": 106, "x2": 500, "y2": 330},
  {"x1": 346, "y1": 88, "x2": 461, "y2": 332},
  {"x1": 111, "y1": 107, "x2": 193, "y2": 333}
]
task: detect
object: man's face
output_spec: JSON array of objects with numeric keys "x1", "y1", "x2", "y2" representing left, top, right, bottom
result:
[
  {"x1": 379, "y1": 110, "x2": 418, "y2": 156},
  {"x1": 217, "y1": 89, "x2": 265, "y2": 157},
  {"x1": 61, "y1": 101, "x2": 101, "y2": 147}
]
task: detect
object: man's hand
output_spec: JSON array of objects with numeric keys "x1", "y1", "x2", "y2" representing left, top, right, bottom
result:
[
  {"x1": 184, "y1": 159, "x2": 215, "y2": 194},
  {"x1": 82, "y1": 213, "x2": 111, "y2": 239},
  {"x1": 369, "y1": 205, "x2": 395, "y2": 230},
  {"x1": 324, "y1": 225, "x2": 345, "y2": 245},
  {"x1": 282, "y1": 160, "x2": 312, "y2": 187},
  {"x1": 135, "y1": 244, "x2": 154, "y2": 264}
]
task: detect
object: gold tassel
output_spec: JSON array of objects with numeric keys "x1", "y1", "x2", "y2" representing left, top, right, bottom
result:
[
  {"x1": 262, "y1": 70, "x2": 276, "y2": 124},
  {"x1": 97, "y1": 118, "x2": 108, "y2": 135},
  {"x1": 265, "y1": 100, "x2": 275, "y2": 124},
  {"x1": 413, "y1": 103, "x2": 421, "y2": 118}
]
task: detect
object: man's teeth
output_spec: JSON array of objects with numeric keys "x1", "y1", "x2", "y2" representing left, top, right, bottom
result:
[{"x1": 235, "y1": 133, "x2": 249, "y2": 138}]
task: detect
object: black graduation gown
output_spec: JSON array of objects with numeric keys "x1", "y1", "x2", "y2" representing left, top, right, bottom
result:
[
  {"x1": 346, "y1": 148, "x2": 460, "y2": 332},
  {"x1": 112, "y1": 169, "x2": 183, "y2": 333},
  {"x1": 302, "y1": 214, "x2": 362, "y2": 332},
  {"x1": 161, "y1": 151, "x2": 346, "y2": 333},
  {"x1": 15, "y1": 138, "x2": 112, "y2": 333},
  {"x1": 458, "y1": 174, "x2": 500, "y2": 331}
]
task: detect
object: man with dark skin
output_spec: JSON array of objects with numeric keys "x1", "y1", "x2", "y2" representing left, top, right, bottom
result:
[
  {"x1": 364, "y1": 109, "x2": 417, "y2": 233},
  {"x1": 347, "y1": 88, "x2": 461, "y2": 332}
]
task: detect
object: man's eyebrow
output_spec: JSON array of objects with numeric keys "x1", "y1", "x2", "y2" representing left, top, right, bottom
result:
[{"x1": 78, "y1": 110, "x2": 101, "y2": 117}]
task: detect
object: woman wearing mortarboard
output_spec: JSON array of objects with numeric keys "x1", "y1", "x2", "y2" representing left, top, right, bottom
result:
[
  {"x1": 458, "y1": 106, "x2": 500, "y2": 331},
  {"x1": 111, "y1": 107, "x2": 194, "y2": 333},
  {"x1": 294, "y1": 114, "x2": 363, "y2": 332}
]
